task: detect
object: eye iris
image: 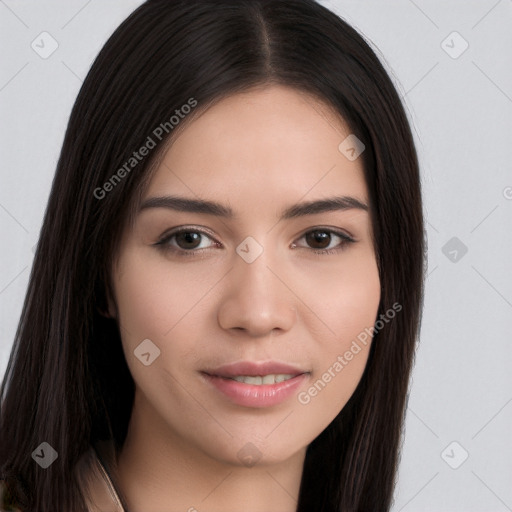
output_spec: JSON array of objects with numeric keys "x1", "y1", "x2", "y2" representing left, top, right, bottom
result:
[
  {"x1": 306, "y1": 230, "x2": 330, "y2": 249},
  {"x1": 176, "y1": 231, "x2": 201, "y2": 249}
]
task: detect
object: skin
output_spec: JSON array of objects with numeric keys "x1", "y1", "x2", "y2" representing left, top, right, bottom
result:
[{"x1": 111, "y1": 84, "x2": 381, "y2": 512}]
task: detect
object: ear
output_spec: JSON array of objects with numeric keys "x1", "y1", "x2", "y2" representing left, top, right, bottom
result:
[
  {"x1": 97, "y1": 278, "x2": 118, "y2": 319},
  {"x1": 105, "y1": 292, "x2": 118, "y2": 319},
  {"x1": 97, "y1": 302, "x2": 116, "y2": 319}
]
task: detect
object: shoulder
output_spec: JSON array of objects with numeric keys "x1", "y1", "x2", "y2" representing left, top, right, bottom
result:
[
  {"x1": 0, "y1": 478, "x2": 23, "y2": 512},
  {"x1": 74, "y1": 440, "x2": 125, "y2": 512},
  {"x1": 0, "y1": 441, "x2": 124, "y2": 512}
]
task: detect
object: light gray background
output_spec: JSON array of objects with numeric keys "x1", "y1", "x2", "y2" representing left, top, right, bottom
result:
[{"x1": 1, "y1": 1, "x2": 511, "y2": 511}]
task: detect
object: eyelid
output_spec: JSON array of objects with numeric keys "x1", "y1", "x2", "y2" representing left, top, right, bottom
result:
[
  {"x1": 156, "y1": 225, "x2": 218, "y2": 244},
  {"x1": 293, "y1": 225, "x2": 356, "y2": 243},
  {"x1": 154, "y1": 225, "x2": 220, "y2": 254}
]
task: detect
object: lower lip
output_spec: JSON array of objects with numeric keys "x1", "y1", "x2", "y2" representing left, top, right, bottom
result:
[{"x1": 202, "y1": 372, "x2": 309, "y2": 408}]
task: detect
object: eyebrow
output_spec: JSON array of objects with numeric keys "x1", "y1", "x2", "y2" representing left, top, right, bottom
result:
[{"x1": 139, "y1": 194, "x2": 369, "y2": 220}]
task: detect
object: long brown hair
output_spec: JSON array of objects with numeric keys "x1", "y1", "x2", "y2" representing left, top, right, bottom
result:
[{"x1": 0, "y1": 1, "x2": 425, "y2": 510}]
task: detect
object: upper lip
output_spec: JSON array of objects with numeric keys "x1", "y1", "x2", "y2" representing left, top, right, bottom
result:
[{"x1": 203, "y1": 361, "x2": 309, "y2": 378}]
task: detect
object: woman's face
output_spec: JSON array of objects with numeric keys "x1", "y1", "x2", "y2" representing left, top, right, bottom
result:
[{"x1": 111, "y1": 84, "x2": 380, "y2": 467}]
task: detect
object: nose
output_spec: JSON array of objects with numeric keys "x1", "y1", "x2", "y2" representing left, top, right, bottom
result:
[{"x1": 217, "y1": 244, "x2": 297, "y2": 337}]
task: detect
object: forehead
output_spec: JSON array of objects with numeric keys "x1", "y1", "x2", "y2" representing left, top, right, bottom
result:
[{"x1": 145, "y1": 85, "x2": 368, "y2": 210}]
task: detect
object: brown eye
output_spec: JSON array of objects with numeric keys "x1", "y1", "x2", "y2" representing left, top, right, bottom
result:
[
  {"x1": 305, "y1": 230, "x2": 332, "y2": 249},
  {"x1": 155, "y1": 227, "x2": 219, "y2": 256},
  {"x1": 174, "y1": 231, "x2": 203, "y2": 250},
  {"x1": 155, "y1": 226, "x2": 355, "y2": 258},
  {"x1": 292, "y1": 228, "x2": 355, "y2": 255}
]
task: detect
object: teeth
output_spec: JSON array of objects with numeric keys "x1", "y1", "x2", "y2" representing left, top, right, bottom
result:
[{"x1": 231, "y1": 374, "x2": 295, "y2": 385}]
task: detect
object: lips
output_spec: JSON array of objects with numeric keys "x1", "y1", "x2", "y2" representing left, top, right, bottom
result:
[
  {"x1": 202, "y1": 360, "x2": 309, "y2": 379},
  {"x1": 200, "y1": 360, "x2": 311, "y2": 407},
  {"x1": 201, "y1": 361, "x2": 310, "y2": 408}
]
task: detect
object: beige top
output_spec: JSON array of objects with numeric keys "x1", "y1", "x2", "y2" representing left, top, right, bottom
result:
[
  {"x1": 0, "y1": 440, "x2": 127, "y2": 512},
  {"x1": 74, "y1": 439, "x2": 127, "y2": 512}
]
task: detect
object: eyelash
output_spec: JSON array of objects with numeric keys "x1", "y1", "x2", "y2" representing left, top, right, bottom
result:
[{"x1": 154, "y1": 226, "x2": 356, "y2": 258}]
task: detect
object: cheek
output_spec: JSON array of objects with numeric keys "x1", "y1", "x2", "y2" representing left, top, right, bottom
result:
[
  {"x1": 293, "y1": 251, "x2": 380, "y2": 425},
  {"x1": 112, "y1": 249, "x2": 215, "y2": 343},
  {"x1": 113, "y1": 269, "x2": 170, "y2": 345},
  {"x1": 300, "y1": 248, "x2": 381, "y2": 346},
  {"x1": 111, "y1": 249, "x2": 223, "y2": 389}
]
